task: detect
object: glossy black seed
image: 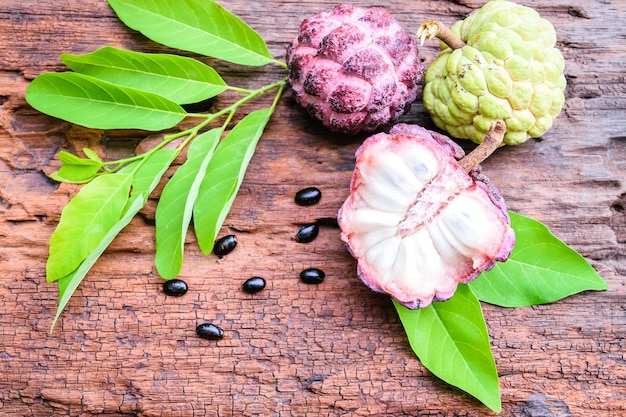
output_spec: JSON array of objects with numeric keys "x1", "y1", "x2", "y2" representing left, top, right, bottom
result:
[
  {"x1": 296, "y1": 223, "x2": 319, "y2": 243},
  {"x1": 196, "y1": 323, "x2": 224, "y2": 340},
  {"x1": 300, "y1": 268, "x2": 325, "y2": 284},
  {"x1": 213, "y1": 234, "x2": 237, "y2": 258},
  {"x1": 162, "y1": 279, "x2": 188, "y2": 297},
  {"x1": 242, "y1": 276, "x2": 266, "y2": 293},
  {"x1": 295, "y1": 187, "x2": 322, "y2": 206}
]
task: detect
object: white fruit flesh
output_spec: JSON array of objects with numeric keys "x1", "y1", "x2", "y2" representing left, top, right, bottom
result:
[{"x1": 339, "y1": 130, "x2": 515, "y2": 308}]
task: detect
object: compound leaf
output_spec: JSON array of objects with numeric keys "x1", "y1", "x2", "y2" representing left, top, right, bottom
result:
[
  {"x1": 53, "y1": 147, "x2": 179, "y2": 318},
  {"x1": 155, "y1": 129, "x2": 221, "y2": 279},
  {"x1": 25, "y1": 72, "x2": 186, "y2": 130},
  {"x1": 469, "y1": 212, "x2": 608, "y2": 307},
  {"x1": 394, "y1": 285, "x2": 501, "y2": 412},
  {"x1": 107, "y1": 0, "x2": 273, "y2": 66},
  {"x1": 50, "y1": 148, "x2": 178, "y2": 329},
  {"x1": 193, "y1": 107, "x2": 272, "y2": 254},
  {"x1": 62, "y1": 47, "x2": 227, "y2": 105}
]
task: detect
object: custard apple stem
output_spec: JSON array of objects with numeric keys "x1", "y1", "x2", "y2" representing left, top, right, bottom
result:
[
  {"x1": 416, "y1": 20, "x2": 466, "y2": 50},
  {"x1": 459, "y1": 121, "x2": 506, "y2": 173}
]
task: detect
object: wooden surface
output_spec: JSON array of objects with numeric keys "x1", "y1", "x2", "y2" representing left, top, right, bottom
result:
[{"x1": 1, "y1": 0, "x2": 625, "y2": 416}]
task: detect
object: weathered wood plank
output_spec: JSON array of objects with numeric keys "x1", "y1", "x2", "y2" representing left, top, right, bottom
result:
[{"x1": 1, "y1": 0, "x2": 625, "y2": 416}]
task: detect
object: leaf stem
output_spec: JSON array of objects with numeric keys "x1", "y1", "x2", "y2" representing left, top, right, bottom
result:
[
  {"x1": 102, "y1": 76, "x2": 288, "y2": 175},
  {"x1": 103, "y1": 129, "x2": 190, "y2": 174},
  {"x1": 269, "y1": 78, "x2": 287, "y2": 111},
  {"x1": 186, "y1": 76, "x2": 287, "y2": 120},
  {"x1": 226, "y1": 85, "x2": 255, "y2": 95},
  {"x1": 273, "y1": 58, "x2": 289, "y2": 70}
]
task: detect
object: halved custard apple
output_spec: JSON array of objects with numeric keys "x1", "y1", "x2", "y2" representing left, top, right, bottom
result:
[{"x1": 338, "y1": 123, "x2": 515, "y2": 308}]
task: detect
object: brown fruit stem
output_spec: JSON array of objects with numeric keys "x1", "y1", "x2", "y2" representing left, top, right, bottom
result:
[
  {"x1": 416, "y1": 20, "x2": 466, "y2": 50},
  {"x1": 459, "y1": 121, "x2": 506, "y2": 173}
]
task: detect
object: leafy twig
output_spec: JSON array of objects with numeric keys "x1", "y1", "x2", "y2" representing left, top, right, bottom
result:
[{"x1": 24, "y1": 0, "x2": 290, "y2": 330}]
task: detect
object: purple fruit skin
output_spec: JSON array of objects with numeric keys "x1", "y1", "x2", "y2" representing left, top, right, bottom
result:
[{"x1": 287, "y1": 5, "x2": 425, "y2": 134}]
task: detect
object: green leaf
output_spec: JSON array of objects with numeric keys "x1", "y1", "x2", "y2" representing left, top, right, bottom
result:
[
  {"x1": 25, "y1": 72, "x2": 186, "y2": 130},
  {"x1": 193, "y1": 107, "x2": 272, "y2": 254},
  {"x1": 394, "y1": 286, "x2": 501, "y2": 412},
  {"x1": 49, "y1": 167, "x2": 101, "y2": 184},
  {"x1": 155, "y1": 129, "x2": 221, "y2": 279},
  {"x1": 50, "y1": 151, "x2": 104, "y2": 183},
  {"x1": 61, "y1": 47, "x2": 228, "y2": 105},
  {"x1": 123, "y1": 148, "x2": 179, "y2": 214},
  {"x1": 51, "y1": 194, "x2": 145, "y2": 331},
  {"x1": 57, "y1": 150, "x2": 98, "y2": 166},
  {"x1": 469, "y1": 212, "x2": 608, "y2": 307},
  {"x1": 106, "y1": 0, "x2": 274, "y2": 66},
  {"x1": 47, "y1": 173, "x2": 133, "y2": 283},
  {"x1": 82, "y1": 148, "x2": 102, "y2": 163},
  {"x1": 50, "y1": 149, "x2": 178, "y2": 330}
]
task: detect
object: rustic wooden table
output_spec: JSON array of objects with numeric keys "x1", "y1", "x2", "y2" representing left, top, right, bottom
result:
[{"x1": 1, "y1": 0, "x2": 625, "y2": 416}]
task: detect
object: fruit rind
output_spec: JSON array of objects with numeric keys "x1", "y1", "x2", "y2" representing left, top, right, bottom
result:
[
  {"x1": 422, "y1": 0, "x2": 566, "y2": 145},
  {"x1": 287, "y1": 5, "x2": 425, "y2": 134}
]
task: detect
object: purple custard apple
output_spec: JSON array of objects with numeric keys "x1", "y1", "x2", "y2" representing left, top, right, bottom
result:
[{"x1": 286, "y1": 4, "x2": 425, "y2": 134}]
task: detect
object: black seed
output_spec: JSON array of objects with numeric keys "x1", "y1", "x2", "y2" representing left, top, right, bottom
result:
[
  {"x1": 243, "y1": 276, "x2": 266, "y2": 293},
  {"x1": 196, "y1": 323, "x2": 224, "y2": 340},
  {"x1": 162, "y1": 279, "x2": 188, "y2": 297},
  {"x1": 295, "y1": 187, "x2": 322, "y2": 206},
  {"x1": 213, "y1": 234, "x2": 237, "y2": 258},
  {"x1": 296, "y1": 223, "x2": 319, "y2": 243},
  {"x1": 300, "y1": 268, "x2": 325, "y2": 284}
]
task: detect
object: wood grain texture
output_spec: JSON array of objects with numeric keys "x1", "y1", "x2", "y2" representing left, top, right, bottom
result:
[{"x1": 1, "y1": 0, "x2": 625, "y2": 416}]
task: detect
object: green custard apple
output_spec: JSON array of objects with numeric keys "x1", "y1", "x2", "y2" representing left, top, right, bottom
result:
[{"x1": 418, "y1": 0, "x2": 566, "y2": 145}]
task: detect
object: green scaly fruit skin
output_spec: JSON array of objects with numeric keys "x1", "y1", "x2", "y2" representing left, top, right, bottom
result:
[{"x1": 423, "y1": 0, "x2": 566, "y2": 145}]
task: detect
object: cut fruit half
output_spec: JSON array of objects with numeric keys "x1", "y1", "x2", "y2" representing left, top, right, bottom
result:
[{"x1": 338, "y1": 123, "x2": 515, "y2": 308}]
